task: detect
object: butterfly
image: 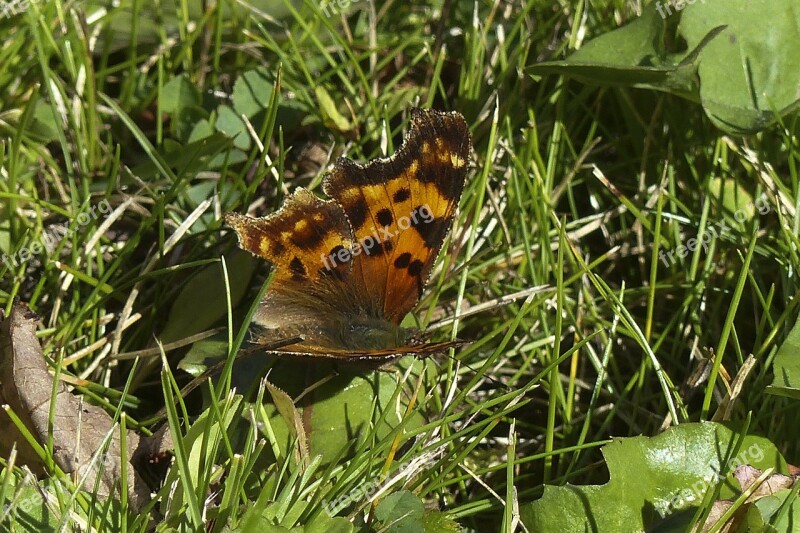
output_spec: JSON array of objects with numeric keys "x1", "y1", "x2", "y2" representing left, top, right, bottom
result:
[{"x1": 225, "y1": 108, "x2": 471, "y2": 362}]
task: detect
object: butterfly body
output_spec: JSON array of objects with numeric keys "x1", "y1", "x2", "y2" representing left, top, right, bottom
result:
[{"x1": 226, "y1": 108, "x2": 471, "y2": 362}]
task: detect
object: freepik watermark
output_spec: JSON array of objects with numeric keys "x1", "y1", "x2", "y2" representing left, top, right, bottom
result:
[
  {"x1": 320, "y1": 204, "x2": 434, "y2": 272},
  {"x1": 319, "y1": 0, "x2": 365, "y2": 18},
  {"x1": 323, "y1": 472, "x2": 383, "y2": 517},
  {"x1": 322, "y1": 453, "x2": 437, "y2": 517},
  {"x1": 1, "y1": 490, "x2": 42, "y2": 522},
  {"x1": 656, "y1": 442, "x2": 766, "y2": 518},
  {"x1": 1, "y1": 200, "x2": 112, "y2": 270},
  {"x1": 0, "y1": 0, "x2": 33, "y2": 19},
  {"x1": 658, "y1": 194, "x2": 770, "y2": 267},
  {"x1": 654, "y1": 0, "x2": 706, "y2": 19}
]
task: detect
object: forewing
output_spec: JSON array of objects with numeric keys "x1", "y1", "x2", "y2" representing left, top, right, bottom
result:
[
  {"x1": 322, "y1": 108, "x2": 471, "y2": 324},
  {"x1": 225, "y1": 188, "x2": 354, "y2": 285}
]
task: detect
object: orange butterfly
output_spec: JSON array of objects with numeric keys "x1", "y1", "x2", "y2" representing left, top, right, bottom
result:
[{"x1": 226, "y1": 108, "x2": 471, "y2": 362}]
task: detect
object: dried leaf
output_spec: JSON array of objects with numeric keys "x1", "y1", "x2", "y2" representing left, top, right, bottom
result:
[
  {"x1": 734, "y1": 465, "x2": 797, "y2": 501},
  {"x1": 0, "y1": 301, "x2": 165, "y2": 510},
  {"x1": 696, "y1": 500, "x2": 736, "y2": 533},
  {"x1": 265, "y1": 380, "x2": 308, "y2": 466}
]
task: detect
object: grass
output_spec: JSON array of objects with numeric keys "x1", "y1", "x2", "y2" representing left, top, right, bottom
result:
[{"x1": 1, "y1": 0, "x2": 799, "y2": 531}]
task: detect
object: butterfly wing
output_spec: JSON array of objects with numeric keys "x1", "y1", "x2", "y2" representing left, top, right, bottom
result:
[
  {"x1": 323, "y1": 108, "x2": 471, "y2": 324},
  {"x1": 225, "y1": 188, "x2": 354, "y2": 285},
  {"x1": 225, "y1": 188, "x2": 358, "y2": 344}
]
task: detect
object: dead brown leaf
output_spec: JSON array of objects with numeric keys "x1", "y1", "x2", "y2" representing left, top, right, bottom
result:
[{"x1": 0, "y1": 301, "x2": 172, "y2": 511}]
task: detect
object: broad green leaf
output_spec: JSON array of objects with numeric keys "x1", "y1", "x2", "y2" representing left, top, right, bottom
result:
[
  {"x1": 747, "y1": 489, "x2": 800, "y2": 530},
  {"x1": 707, "y1": 177, "x2": 757, "y2": 228},
  {"x1": 215, "y1": 104, "x2": 251, "y2": 151},
  {"x1": 160, "y1": 249, "x2": 256, "y2": 345},
  {"x1": 90, "y1": 0, "x2": 294, "y2": 53},
  {"x1": 521, "y1": 422, "x2": 786, "y2": 532},
  {"x1": 177, "y1": 335, "x2": 229, "y2": 376},
  {"x1": 680, "y1": 0, "x2": 800, "y2": 133},
  {"x1": 233, "y1": 67, "x2": 274, "y2": 118},
  {"x1": 188, "y1": 118, "x2": 215, "y2": 144},
  {"x1": 0, "y1": 216, "x2": 9, "y2": 256},
  {"x1": 530, "y1": 0, "x2": 800, "y2": 134},
  {"x1": 375, "y1": 490, "x2": 425, "y2": 533},
  {"x1": 529, "y1": 4, "x2": 707, "y2": 99},
  {"x1": 248, "y1": 359, "x2": 426, "y2": 466},
  {"x1": 306, "y1": 362, "x2": 426, "y2": 461},
  {"x1": 160, "y1": 75, "x2": 205, "y2": 141},
  {"x1": 161, "y1": 75, "x2": 201, "y2": 114},
  {"x1": 768, "y1": 315, "x2": 800, "y2": 399},
  {"x1": 29, "y1": 99, "x2": 61, "y2": 143},
  {"x1": 129, "y1": 131, "x2": 234, "y2": 180},
  {"x1": 2, "y1": 480, "x2": 59, "y2": 530}
]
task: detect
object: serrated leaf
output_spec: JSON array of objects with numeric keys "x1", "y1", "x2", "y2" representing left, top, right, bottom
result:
[
  {"x1": 529, "y1": 4, "x2": 702, "y2": 98},
  {"x1": 521, "y1": 422, "x2": 786, "y2": 532},
  {"x1": 419, "y1": 510, "x2": 461, "y2": 532},
  {"x1": 304, "y1": 510, "x2": 355, "y2": 533}
]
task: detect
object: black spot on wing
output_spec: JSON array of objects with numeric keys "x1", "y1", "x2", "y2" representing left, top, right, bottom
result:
[
  {"x1": 408, "y1": 259, "x2": 424, "y2": 277},
  {"x1": 410, "y1": 209, "x2": 448, "y2": 249},
  {"x1": 376, "y1": 208, "x2": 393, "y2": 227},
  {"x1": 394, "y1": 252, "x2": 412, "y2": 268},
  {"x1": 375, "y1": 240, "x2": 393, "y2": 256},
  {"x1": 346, "y1": 196, "x2": 369, "y2": 230},
  {"x1": 290, "y1": 256, "x2": 306, "y2": 280},
  {"x1": 393, "y1": 188, "x2": 410, "y2": 203}
]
